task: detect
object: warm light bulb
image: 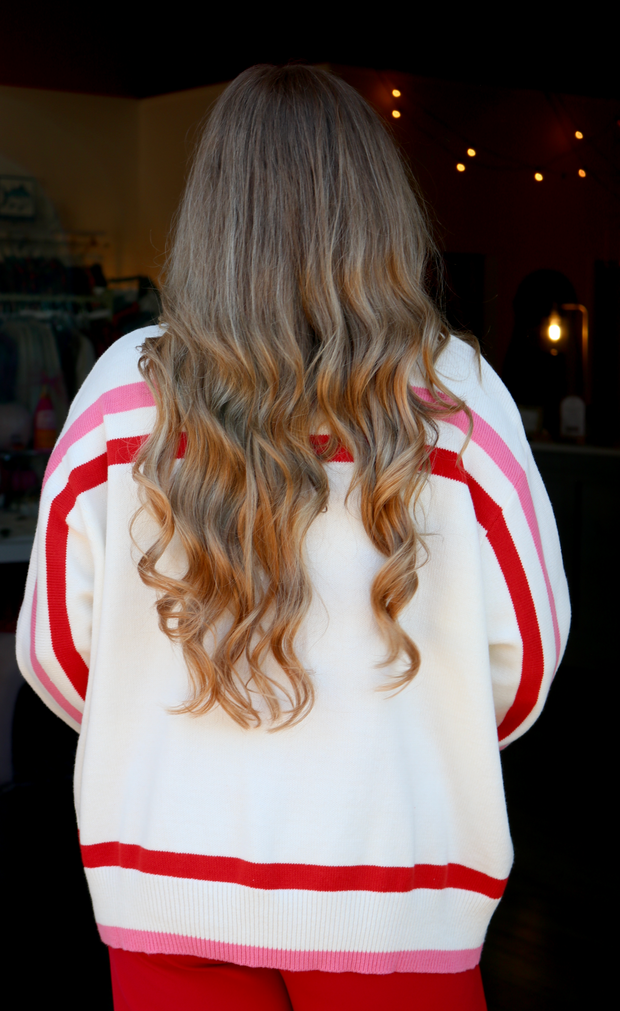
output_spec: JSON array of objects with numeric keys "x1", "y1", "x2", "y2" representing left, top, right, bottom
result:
[
  {"x1": 456, "y1": 163, "x2": 466, "y2": 172},
  {"x1": 392, "y1": 89, "x2": 401, "y2": 97},
  {"x1": 546, "y1": 310, "x2": 562, "y2": 342},
  {"x1": 534, "y1": 172, "x2": 543, "y2": 181},
  {"x1": 467, "y1": 148, "x2": 476, "y2": 157},
  {"x1": 575, "y1": 130, "x2": 583, "y2": 139},
  {"x1": 391, "y1": 110, "x2": 401, "y2": 119},
  {"x1": 578, "y1": 168, "x2": 586, "y2": 178}
]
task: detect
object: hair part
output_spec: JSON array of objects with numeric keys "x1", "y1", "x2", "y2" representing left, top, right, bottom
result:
[{"x1": 133, "y1": 64, "x2": 476, "y2": 730}]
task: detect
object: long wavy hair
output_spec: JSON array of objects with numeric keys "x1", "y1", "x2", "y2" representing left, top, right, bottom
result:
[{"x1": 133, "y1": 64, "x2": 475, "y2": 729}]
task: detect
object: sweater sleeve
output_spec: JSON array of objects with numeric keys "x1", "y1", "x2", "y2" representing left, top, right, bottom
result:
[
  {"x1": 15, "y1": 327, "x2": 158, "y2": 732},
  {"x1": 480, "y1": 447, "x2": 571, "y2": 748},
  {"x1": 468, "y1": 408, "x2": 571, "y2": 748},
  {"x1": 430, "y1": 341, "x2": 571, "y2": 748},
  {"x1": 15, "y1": 401, "x2": 110, "y2": 733}
]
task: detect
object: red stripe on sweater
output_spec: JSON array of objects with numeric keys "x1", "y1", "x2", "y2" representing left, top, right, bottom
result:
[
  {"x1": 46, "y1": 454, "x2": 108, "y2": 700},
  {"x1": 108, "y1": 434, "x2": 354, "y2": 465},
  {"x1": 430, "y1": 448, "x2": 544, "y2": 742},
  {"x1": 106, "y1": 433, "x2": 186, "y2": 464},
  {"x1": 309, "y1": 434, "x2": 355, "y2": 462},
  {"x1": 81, "y1": 841, "x2": 507, "y2": 898},
  {"x1": 107, "y1": 435, "x2": 148, "y2": 465},
  {"x1": 45, "y1": 439, "x2": 148, "y2": 700}
]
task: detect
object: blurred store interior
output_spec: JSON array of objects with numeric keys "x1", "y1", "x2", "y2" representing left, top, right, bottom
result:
[{"x1": 0, "y1": 14, "x2": 618, "y2": 1010}]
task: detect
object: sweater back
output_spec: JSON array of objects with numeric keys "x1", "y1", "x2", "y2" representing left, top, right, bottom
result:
[{"x1": 16, "y1": 326, "x2": 570, "y2": 973}]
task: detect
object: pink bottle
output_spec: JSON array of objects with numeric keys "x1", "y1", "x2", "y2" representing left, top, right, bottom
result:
[{"x1": 33, "y1": 387, "x2": 57, "y2": 451}]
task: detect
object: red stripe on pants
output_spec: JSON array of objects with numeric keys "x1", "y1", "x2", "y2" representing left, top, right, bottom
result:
[{"x1": 108, "y1": 947, "x2": 487, "y2": 1011}]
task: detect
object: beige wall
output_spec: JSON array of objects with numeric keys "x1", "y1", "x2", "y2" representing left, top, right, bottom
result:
[
  {"x1": 0, "y1": 84, "x2": 138, "y2": 277},
  {"x1": 135, "y1": 82, "x2": 229, "y2": 278},
  {"x1": 0, "y1": 80, "x2": 229, "y2": 281}
]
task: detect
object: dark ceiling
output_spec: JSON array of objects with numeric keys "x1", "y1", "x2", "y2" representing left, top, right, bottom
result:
[{"x1": 1, "y1": 13, "x2": 617, "y2": 101}]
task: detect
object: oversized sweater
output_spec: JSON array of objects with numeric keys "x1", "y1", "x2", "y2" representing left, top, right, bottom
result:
[{"x1": 16, "y1": 326, "x2": 570, "y2": 974}]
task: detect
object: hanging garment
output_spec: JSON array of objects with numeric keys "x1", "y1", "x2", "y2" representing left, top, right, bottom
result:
[
  {"x1": 2, "y1": 318, "x2": 69, "y2": 430},
  {"x1": 51, "y1": 316, "x2": 83, "y2": 402},
  {"x1": 0, "y1": 324, "x2": 19, "y2": 402},
  {"x1": 75, "y1": 332, "x2": 97, "y2": 390}
]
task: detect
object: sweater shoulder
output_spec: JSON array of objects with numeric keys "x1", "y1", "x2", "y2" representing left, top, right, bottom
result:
[
  {"x1": 434, "y1": 336, "x2": 530, "y2": 465},
  {"x1": 67, "y1": 325, "x2": 160, "y2": 418},
  {"x1": 434, "y1": 335, "x2": 515, "y2": 418},
  {"x1": 45, "y1": 327, "x2": 161, "y2": 478}
]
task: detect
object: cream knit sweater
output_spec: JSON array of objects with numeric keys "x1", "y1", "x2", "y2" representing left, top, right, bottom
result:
[{"x1": 16, "y1": 327, "x2": 570, "y2": 973}]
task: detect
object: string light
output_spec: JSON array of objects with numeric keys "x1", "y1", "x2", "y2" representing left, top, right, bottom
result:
[{"x1": 374, "y1": 70, "x2": 612, "y2": 188}]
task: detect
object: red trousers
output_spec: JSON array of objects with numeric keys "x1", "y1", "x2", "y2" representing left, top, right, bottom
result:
[{"x1": 108, "y1": 948, "x2": 487, "y2": 1011}]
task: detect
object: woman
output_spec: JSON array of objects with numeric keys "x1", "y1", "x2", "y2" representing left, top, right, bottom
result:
[{"x1": 16, "y1": 65, "x2": 570, "y2": 1010}]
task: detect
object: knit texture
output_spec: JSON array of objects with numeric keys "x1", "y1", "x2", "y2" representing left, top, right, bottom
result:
[{"x1": 16, "y1": 327, "x2": 570, "y2": 973}]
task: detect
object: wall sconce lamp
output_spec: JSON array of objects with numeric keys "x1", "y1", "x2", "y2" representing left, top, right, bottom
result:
[{"x1": 544, "y1": 304, "x2": 590, "y2": 401}]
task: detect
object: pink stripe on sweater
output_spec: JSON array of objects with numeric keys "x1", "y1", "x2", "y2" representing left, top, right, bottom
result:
[
  {"x1": 99, "y1": 924, "x2": 482, "y2": 974},
  {"x1": 44, "y1": 382, "x2": 155, "y2": 489},
  {"x1": 30, "y1": 583, "x2": 82, "y2": 725},
  {"x1": 412, "y1": 386, "x2": 561, "y2": 668}
]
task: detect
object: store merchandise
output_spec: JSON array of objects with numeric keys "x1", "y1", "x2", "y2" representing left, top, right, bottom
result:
[{"x1": 33, "y1": 388, "x2": 57, "y2": 450}]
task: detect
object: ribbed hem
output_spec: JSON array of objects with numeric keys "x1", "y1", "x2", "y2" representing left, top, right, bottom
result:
[{"x1": 100, "y1": 924, "x2": 483, "y2": 974}]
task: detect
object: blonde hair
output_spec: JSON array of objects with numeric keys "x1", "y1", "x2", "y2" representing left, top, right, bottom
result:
[{"x1": 133, "y1": 64, "x2": 475, "y2": 729}]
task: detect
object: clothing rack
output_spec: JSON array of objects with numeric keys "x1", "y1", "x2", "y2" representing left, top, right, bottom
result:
[
  {"x1": 0, "y1": 229, "x2": 108, "y2": 258},
  {"x1": 0, "y1": 292, "x2": 113, "y2": 318}
]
